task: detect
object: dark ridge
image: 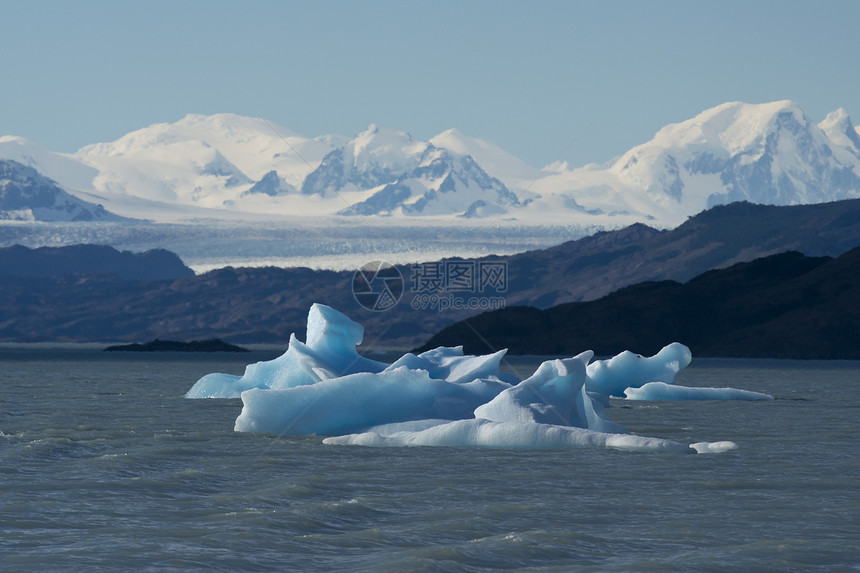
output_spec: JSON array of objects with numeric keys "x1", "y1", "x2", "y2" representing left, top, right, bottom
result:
[
  {"x1": 0, "y1": 244, "x2": 194, "y2": 281},
  {"x1": 0, "y1": 199, "x2": 858, "y2": 348},
  {"x1": 413, "y1": 247, "x2": 860, "y2": 360},
  {"x1": 104, "y1": 338, "x2": 248, "y2": 352}
]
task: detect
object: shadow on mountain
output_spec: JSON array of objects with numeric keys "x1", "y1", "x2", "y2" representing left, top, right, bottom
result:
[{"x1": 415, "y1": 248, "x2": 860, "y2": 360}]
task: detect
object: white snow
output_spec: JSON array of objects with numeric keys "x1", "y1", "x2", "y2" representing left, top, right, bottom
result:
[
  {"x1": 0, "y1": 135, "x2": 99, "y2": 191},
  {"x1": 72, "y1": 113, "x2": 341, "y2": 215},
  {"x1": 430, "y1": 127, "x2": 542, "y2": 184},
  {"x1": 528, "y1": 100, "x2": 860, "y2": 225},
  {"x1": 346, "y1": 124, "x2": 425, "y2": 173},
  {"x1": 3, "y1": 100, "x2": 859, "y2": 233}
]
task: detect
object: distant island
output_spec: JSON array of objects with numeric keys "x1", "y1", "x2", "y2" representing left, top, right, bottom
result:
[{"x1": 104, "y1": 339, "x2": 249, "y2": 353}]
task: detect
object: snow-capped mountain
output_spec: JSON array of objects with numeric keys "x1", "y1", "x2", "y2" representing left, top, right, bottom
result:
[
  {"x1": 0, "y1": 159, "x2": 129, "y2": 222},
  {"x1": 74, "y1": 113, "x2": 343, "y2": 211},
  {"x1": 819, "y1": 107, "x2": 860, "y2": 159},
  {"x1": 301, "y1": 125, "x2": 522, "y2": 217},
  {"x1": 0, "y1": 101, "x2": 858, "y2": 226},
  {"x1": 0, "y1": 135, "x2": 99, "y2": 191},
  {"x1": 429, "y1": 128, "x2": 542, "y2": 185},
  {"x1": 529, "y1": 100, "x2": 860, "y2": 225}
]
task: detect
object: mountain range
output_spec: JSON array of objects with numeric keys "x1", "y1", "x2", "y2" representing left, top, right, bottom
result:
[
  {"x1": 1, "y1": 100, "x2": 859, "y2": 225},
  {"x1": 1, "y1": 199, "x2": 857, "y2": 348}
]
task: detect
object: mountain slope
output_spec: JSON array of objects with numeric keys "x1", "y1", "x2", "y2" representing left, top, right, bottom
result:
[
  {"x1": 529, "y1": 100, "x2": 860, "y2": 225},
  {"x1": 0, "y1": 160, "x2": 130, "y2": 222},
  {"x1": 301, "y1": 125, "x2": 522, "y2": 217},
  {"x1": 74, "y1": 113, "x2": 342, "y2": 212},
  {"x1": 0, "y1": 244, "x2": 193, "y2": 280},
  {"x1": 1, "y1": 101, "x2": 859, "y2": 226},
  {"x1": 429, "y1": 128, "x2": 542, "y2": 185},
  {"x1": 415, "y1": 247, "x2": 860, "y2": 359},
  {"x1": 471, "y1": 198, "x2": 860, "y2": 309},
  {"x1": 0, "y1": 200, "x2": 857, "y2": 347},
  {"x1": 0, "y1": 136, "x2": 99, "y2": 191}
]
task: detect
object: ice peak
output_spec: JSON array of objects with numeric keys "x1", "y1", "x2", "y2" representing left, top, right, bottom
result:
[
  {"x1": 543, "y1": 159, "x2": 570, "y2": 173},
  {"x1": 434, "y1": 127, "x2": 463, "y2": 139},
  {"x1": 639, "y1": 100, "x2": 810, "y2": 158},
  {"x1": 354, "y1": 123, "x2": 412, "y2": 144},
  {"x1": 429, "y1": 127, "x2": 541, "y2": 183},
  {"x1": 822, "y1": 107, "x2": 851, "y2": 125},
  {"x1": 820, "y1": 107, "x2": 854, "y2": 134},
  {"x1": 348, "y1": 124, "x2": 422, "y2": 166},
  {"x1": 819, "y1": 107, "x2": 860, "y2": 153}
]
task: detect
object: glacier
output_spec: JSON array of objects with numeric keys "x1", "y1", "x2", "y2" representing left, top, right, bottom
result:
[{"x1": 186, "y1": 303, "x2": 770, "y2": 452}]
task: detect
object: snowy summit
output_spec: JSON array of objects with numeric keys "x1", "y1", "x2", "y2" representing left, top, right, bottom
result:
[{"x1": 0, "y1": 100, "x2": 858, "y2": 225}]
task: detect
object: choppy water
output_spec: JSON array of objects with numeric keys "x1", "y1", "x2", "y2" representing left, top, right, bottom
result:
[{"x1": 1, "y1": 349, "x2": 858, "y2": 572}]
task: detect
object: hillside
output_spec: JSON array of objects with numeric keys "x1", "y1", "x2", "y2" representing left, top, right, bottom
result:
[
  {"x1": 0, "y1": 244, "x2": 193, "y2": 281},
  {"x1": 0, "y1": 159, "x2": 130, "y2": 222},
  {"x1": 0, "y1": 200, "x2": 857, "y2": 347},
  {"x1": 415, "y1": 248, "x2": 860, "y2": 360}
]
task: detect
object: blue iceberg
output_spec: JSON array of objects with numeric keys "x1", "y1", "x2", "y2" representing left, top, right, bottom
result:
[
  {"x1": 586, "y1": 343, "x2": 692, "y2": 397},
  {"x1": 186, "y1": 303, "x2": 387, "y2": 398},
  {"x1": 234, "y1": 367, "x2": 509, "y2": 435},
  {"x1": 186, "y1": 304, "x2": 766, "y2": 453}
]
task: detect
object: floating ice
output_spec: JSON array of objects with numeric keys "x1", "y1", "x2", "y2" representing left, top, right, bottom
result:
[
  {"x1": 474, "y1": 352, "x2": 624, "y2": 434},
  {"x1": 234, "y1": 367, "x2": 509, "y2": 435},
  {"x1": 185, "y1": 303, "x2": 386, "y2": 398},
  {"x1": 586, "y1": 343, "x2": 692, "y2": 397},
  {"x1": 323, "y1": 419, "x2": 691, "y2": 453},
  {"x1": 186, "y1": 304, "x2": 766, "y2": 453},
  {"x1": 690, "y1": 441, "x2": 739, "y2": 454},
  {"x1": 386, "y1": 347, "x2": 518, "y2": 385},
  {"x1": 624, "y1": 382, "x2": 773, "y2": 401}
]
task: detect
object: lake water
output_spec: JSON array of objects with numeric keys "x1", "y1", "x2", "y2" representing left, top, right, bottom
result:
[{"x1": 1, "y1": 349, "x2": 858, "y2": 572}]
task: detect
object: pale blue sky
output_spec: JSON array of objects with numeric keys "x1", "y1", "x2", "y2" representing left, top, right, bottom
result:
[{"x1": 2, "y1": 0, "x2": 858, "y2": 168}]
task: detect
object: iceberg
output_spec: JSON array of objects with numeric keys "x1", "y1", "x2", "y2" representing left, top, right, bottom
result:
[
  {"x1": 585, "y1": 343, "x2": 692, "y2": 397},
  {"x1": 474, "y1": 352, "x2": 624, "y2": 434},
  {"x1": 323, "y1": 419, "x2": 691, "y2": 453},
  {"x1": 386, "y1": 346, "x2": 518, "y2": 385},
  {"x1": 624, "y1": 381, "x2": 773, "y2": 401},
  {"x1": 690, "y1": 441, "x2": 739, "y2": 454},
  {"x1": 186, "y1": 304, "x2": 765, "y2": 453},
  {"x1": 185, "y1": 303, "x2": 386, "y2": 398},
  {"x1": 234, "y1": 367, "x2": 510, "y2": 435}
]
